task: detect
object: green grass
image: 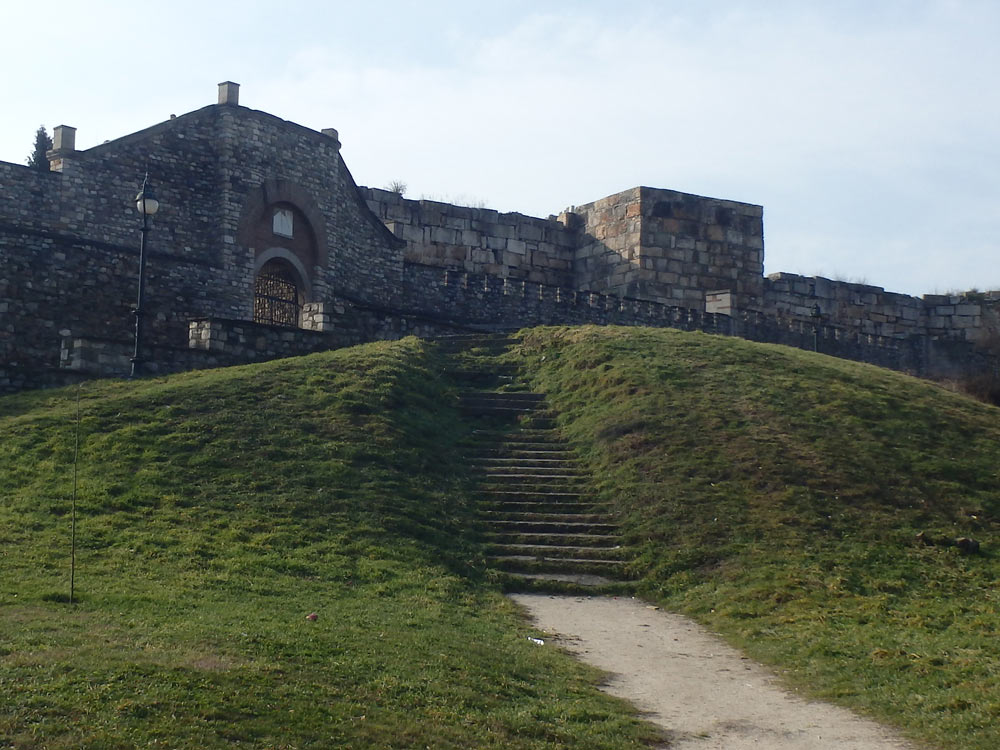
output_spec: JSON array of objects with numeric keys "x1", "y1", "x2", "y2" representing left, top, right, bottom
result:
[
  {"x1": 0, "y1": 338, "x2": 659, "y2": 749},
  {"x1": 514, "y1": 325, "x2": 1000, "y2": 750}
]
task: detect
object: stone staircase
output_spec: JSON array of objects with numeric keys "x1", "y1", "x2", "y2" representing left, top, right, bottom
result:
[{"x1": 437, "y1": 332, "x2": 632, "y2": 593}]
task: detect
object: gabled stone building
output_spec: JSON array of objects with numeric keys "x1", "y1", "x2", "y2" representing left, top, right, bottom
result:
[{"x1": 1, "y1": 82, "x2": 996, "y2": 393}]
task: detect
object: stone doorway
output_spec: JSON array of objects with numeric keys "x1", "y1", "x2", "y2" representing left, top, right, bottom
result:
[{"x1": 253, "y1": 258, "x2": 302, "y2": 327}]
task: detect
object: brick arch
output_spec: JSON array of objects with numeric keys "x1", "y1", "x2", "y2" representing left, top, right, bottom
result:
[{"x1": 236, "y1": 178, "x2": 329, "y2": 271}]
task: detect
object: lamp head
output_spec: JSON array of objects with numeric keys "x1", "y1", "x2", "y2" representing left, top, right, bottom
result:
[{"x1": 135, "y1": 176, "x2": 159, "y2": 216}]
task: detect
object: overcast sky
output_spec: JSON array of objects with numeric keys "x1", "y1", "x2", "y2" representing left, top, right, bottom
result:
[{"x1": 2, "y1": 0, "x2": 996, "y2": 298}]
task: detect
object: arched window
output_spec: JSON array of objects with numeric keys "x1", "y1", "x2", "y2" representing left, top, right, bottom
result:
[{"x1": 254, "y1": 258, "x2": 301, "y2": 327}]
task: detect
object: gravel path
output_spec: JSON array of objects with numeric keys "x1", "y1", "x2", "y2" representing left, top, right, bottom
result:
[{"x1": 511, "y1": 594, "x2": 926, "y2": 750}]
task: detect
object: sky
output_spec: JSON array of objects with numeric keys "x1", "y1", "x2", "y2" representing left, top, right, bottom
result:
[{"x1": 2, "y1": 0, "x2": 997, "y2": 298}]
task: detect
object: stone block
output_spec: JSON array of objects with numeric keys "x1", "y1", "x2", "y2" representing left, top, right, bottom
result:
[
  {"x1": 386, "y1": 204, "x2": 413, "y2": 223},
  {"x1": 517, "y1": 223, "x2": 543, "y2": 241},
  {"x1": 474, "y1": 208, "x2": 500, "y2": 223},
  {"x1": 549, "y1": 258, "x2": 570, "y2": 271},
  {"x1": 400, "y1": 223, "x2": 424, "y2": 242},
  {"x1": 706, "y1": 225, "x2": 726, "y2": 242},
  {"x1": 444, "y1": 215, "x2": 471, "y2": 231},
  {"x1": 922, "y1": 294, "x2": 949, "y2": 305},
  {"x1": 492, "y1": 223, "x2": 515, "y2": 239},
  {"x1": 431, "y1": 227, "x2": 459, "y2": 245},
  {"x1": 471, "y1": 220, "x2": 499, "y2": 234}
]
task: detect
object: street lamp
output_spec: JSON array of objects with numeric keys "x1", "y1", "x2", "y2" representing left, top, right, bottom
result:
[
  {"x1": 811, "y1": 303, "x2": 822, "y2": 353},
  {"x1": 130, "y1": 174, "x2": 159, "y2": 378}
]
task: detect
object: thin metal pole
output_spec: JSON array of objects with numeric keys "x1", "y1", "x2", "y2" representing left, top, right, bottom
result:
[
  {"x1": 130, "y1": 184, "x2": 150, "y2": 378},
  {"x1": 70, "y1": 384, "x2": 80, "y2": 604}
]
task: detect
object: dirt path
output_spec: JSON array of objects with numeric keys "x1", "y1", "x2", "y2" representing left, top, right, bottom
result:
[{"x1": 511, "y1": 594, "x2": 926, "y2": 750}]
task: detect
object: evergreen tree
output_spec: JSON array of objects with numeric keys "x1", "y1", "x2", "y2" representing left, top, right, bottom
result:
[{"x1": 27, "y1": 125, "x2": 52, "y2": 171}]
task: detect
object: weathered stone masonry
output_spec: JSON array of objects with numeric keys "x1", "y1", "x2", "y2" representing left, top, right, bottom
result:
[{"x1": 1, "y1": 82, "x2": 997, "y2": 393}]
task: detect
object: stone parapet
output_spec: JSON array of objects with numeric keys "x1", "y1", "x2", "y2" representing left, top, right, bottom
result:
[
  {"x1": 361, "y1": 187, "x2": 575, "y2": 287},
  {"x1": 762, "y1": 274, "x2": 1000, "y2": 344}
]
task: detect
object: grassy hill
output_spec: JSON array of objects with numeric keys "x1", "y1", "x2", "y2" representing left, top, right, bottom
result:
[
  {"x1": 4, "y1": 326, "x2": 1000, "y2": 749},
  {"x1": 514, "y1": 325, "x2": 1000, "y2": 750},
  {"x1": 0, "y1": 339, "x2": 656, "y2": 749}
]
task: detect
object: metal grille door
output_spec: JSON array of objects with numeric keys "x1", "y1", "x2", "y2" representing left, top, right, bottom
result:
[{"x1": 254, "y1": 268, "x2": 300, "y2": 327}]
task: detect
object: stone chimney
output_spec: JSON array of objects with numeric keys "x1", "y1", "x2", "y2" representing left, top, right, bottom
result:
[
  {"x1": 322, "y1": 128, "x2": 341, "y2": 152},
  {"x1": 46, "y1": 125, "x2": 77, "y2": 172},
  {"x1": 218, "y1": 81, "x2": 240, "y2": 105}
]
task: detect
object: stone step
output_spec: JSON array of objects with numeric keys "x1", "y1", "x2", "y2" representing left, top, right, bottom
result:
[
  {"x1": 480, "y1": 490, "x2": 584, "y2": 502},
  {"x1": 495, "y1": 429, "x2": 563, "y2": 439},
  {"x1": 487, "y1": 542, "x2": 627, "y2": 560},
  {"x1": 485, "y1": 531, "x2": 623, "y2": 547},
  {"x1": 479, "y1": 468, "x2": 583, "y2": 478},
  {"x1": 471, "y1": 438, "x2": 567, "y2": 450},
  {"x1": 460, "y1": 401, "x2": 547, "y2": 412},
  {"x1": 460, "y1": 390, "x2": 545, "y2": 401},
  {"x1": 472, "y1": 457, "x2": 580, "y2": 468},
  {"x1": 479, "y1": 466, "x2": 583, "y2": 477},
  {"x1": 479, "y1": 501, "x2": 600, "y2": 513},
  {"x1": 518, "y1": 418, "x2": 558, "y2": 430},
  {"x1": 487, "y1": 519, "x2": 620, "y2": 535},
  {"x1": 481, "y1": 488, "x2": 587, "y2": 500},
  {"x1": 469, "y1": 449, "x2": 576, "y2": 460},
  {"x1": 482, "y1": 511, "x2": 615, "y2": 524},
  {"x1": 461, "y1": 404, "x2": 540, "y2": 415},
  {"x1": 506, "y1": 572, "x2": 621, "y2": 587},
  {"x1": 481, "y1": 473, "x2": 585, "y2": 483},
  {"x1": 451, "y1": 370, "x2": 517, "y2": 386},
  {"x1": 492, "y1": 556, "x2": 627, "y2": 575},
  {"x1": 471, "y1": 427, "x2": 561, "y2": 437}
]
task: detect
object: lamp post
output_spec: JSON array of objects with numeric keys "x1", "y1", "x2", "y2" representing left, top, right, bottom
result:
[
  {"x1": 130, "y1": 175, "x2": 159, "y2": 378},
  {"x1": 811, "y1": 303, "x2": 822, "y2": 353}
]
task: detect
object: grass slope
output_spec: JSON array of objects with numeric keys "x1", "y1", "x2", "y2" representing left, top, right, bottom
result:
[
  {"x1": 516, "y1": 325, "x2": 1000, "y2": 750},
  {"x1": 0, "y1": 339, "x2": 657, "y2": 749}
]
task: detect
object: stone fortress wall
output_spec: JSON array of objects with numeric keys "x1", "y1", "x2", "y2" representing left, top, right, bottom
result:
[
  {"x1": 361, "y1": 183, "x2": 996, "y2": 361},
  {"x1": 1, "y1": 82, "x2": 997, "y2": 394}
]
